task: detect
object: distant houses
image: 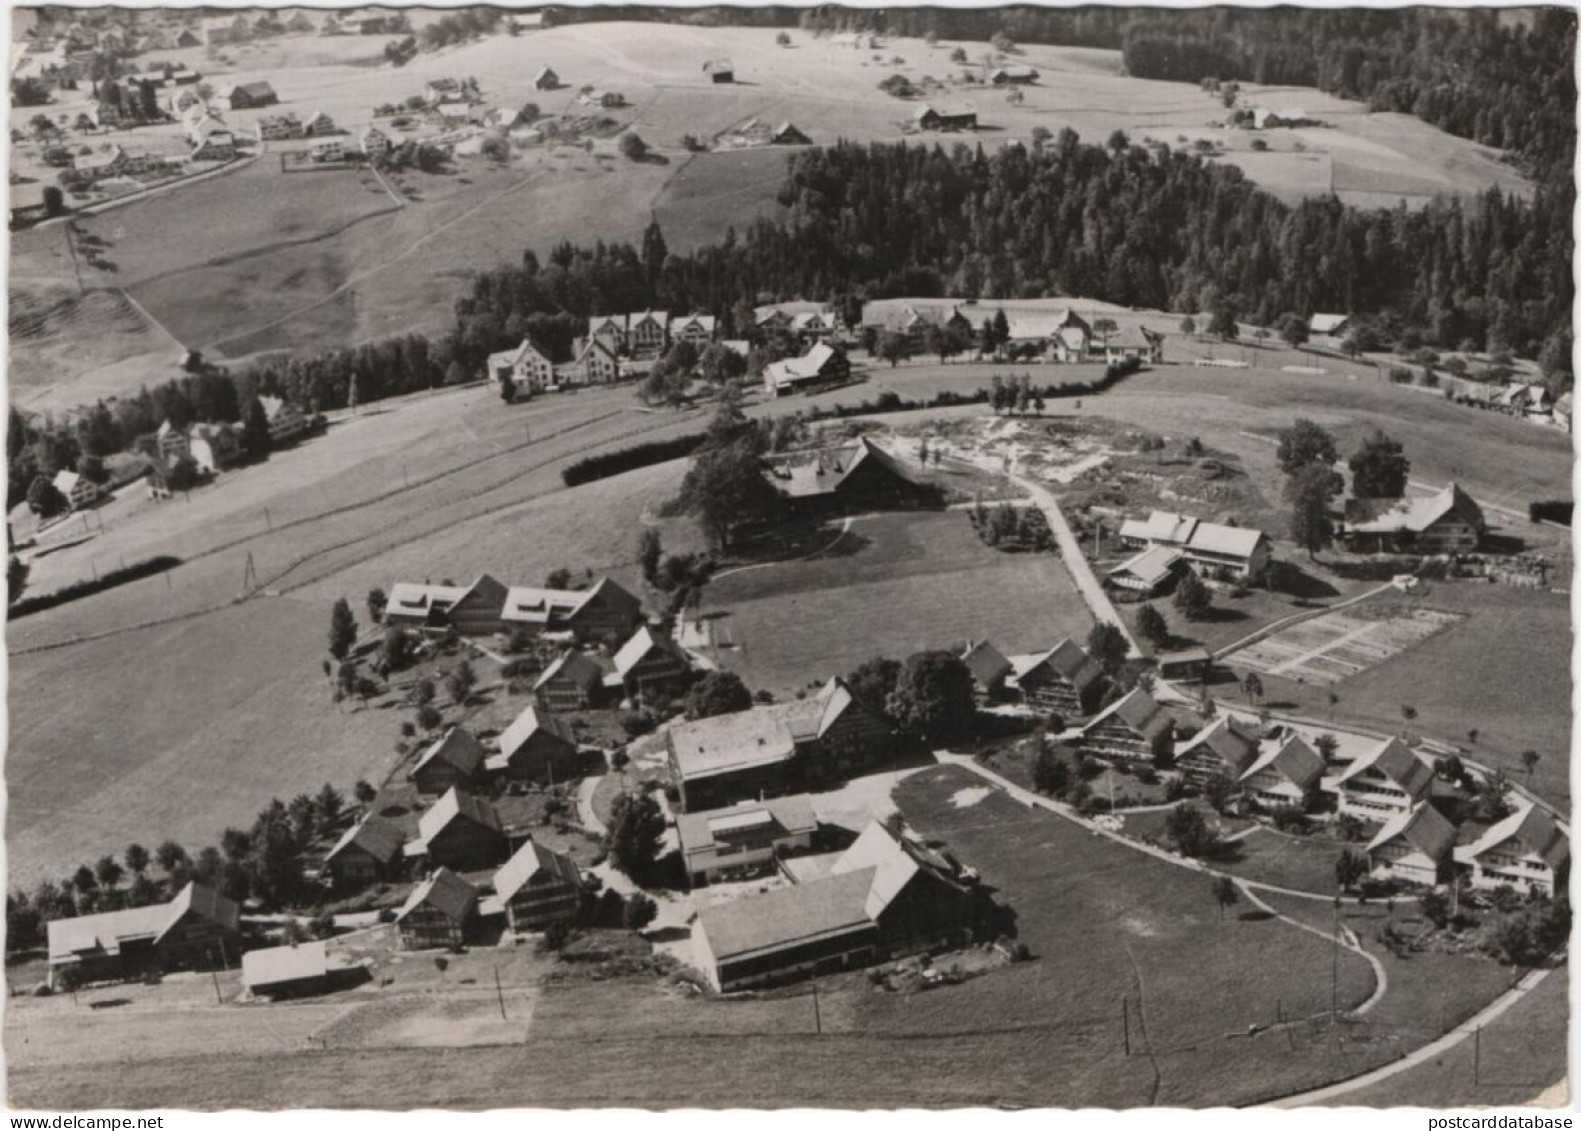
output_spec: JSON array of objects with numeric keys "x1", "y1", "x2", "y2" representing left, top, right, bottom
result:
[
  {"x1": 988, "y1": 65, "x2": 1039, "y2": 85},
  {"x1": 754, "y1": 301, "x2": 839, "y2": 345},
  {"x1": 588, "y1": 310, "x2": 671, "y2": 358},
  {"x1": 383, "y1": 573, "x2": 642, "y2": 642},
  {"x1": 226, "y1": 80, "x2": 278, "y2": 110},
  {"x1": 533, "y1": 66, "x2": 561, "y2": 91},
  {"x1": 409, "y1": 727, "x2": 489, "y2": 795},
  {"x1": 323, "y1": 813, "x2": 406, "y2": 888},
  {"x1": 486, "y1": 337, "x2": 555, "y2": 396}
]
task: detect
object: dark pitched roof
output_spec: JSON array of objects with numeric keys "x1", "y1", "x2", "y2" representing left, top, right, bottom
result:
[
  {"x1": 961, "y1": 640, "x2": 1012, "y2": 687},
  {"x1": 325, "y1": 813, "x2": 406, "y2": 866},
  {"x1": 398, "y1": 866, "x2": 477, "y2": 924}
]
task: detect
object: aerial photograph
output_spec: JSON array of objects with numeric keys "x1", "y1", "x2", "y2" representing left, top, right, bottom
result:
[{"x1": 3, "y1": 2, "x2": 1573, "y2": 1113}]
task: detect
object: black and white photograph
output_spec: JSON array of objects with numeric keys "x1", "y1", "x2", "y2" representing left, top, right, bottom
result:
[{"x1": 3, "y1": 1, "x2": 1574, "y2": 1113}]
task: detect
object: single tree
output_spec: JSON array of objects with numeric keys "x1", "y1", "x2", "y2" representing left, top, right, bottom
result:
[
  {"x1": 1521, "y1": 749, "x2": 1541, "y2": 784},
  {"x1": 1212, "y1": 875, "x2": 1239, "y2": 920},
  {"x1": 446, "y1": 658, "x2": 475, "y2": 705},
  {"x1": 1348, "y1": 430, "x2": 1410, "y2": 499},
  {"x1": 877, "y1": 331, "x2": 911, "y2": 368},
  {"x1": 328, "y1": 597, "x2": 357, "y2": 660},
  {"x1": 1335, "y1": 849, "x2": 1369, "y2": 891},
  {"x1": 683, "y1": 670, "x2": 753, "y2": 720},
  {"x1": 1241, "y1": 672, "x2": 1263, "y2": 705},
  {"x1": 1085, "y1": 621, "x2": 1128, "y2": 677},
  {"x1": 605, "y1": 790, "x2": 666, "y2": 879},
  {"x1": 1275, "y1": 312, "x2": 1309, "y2": 350},
  {"x1": 1203, "y1": 773, "x2": 1237, "y2": 814},
  {"x1": 1275, "y1": 419, "x2": 1339, "y2": 477},
  {"x1": 1285, "y1": 462, "x2": 1341, "y2": 559},
  {"x1": 124, "y1": 843, "x2": 150, "y2": 877},
  {"x1": 618, "y1": 131, "x2": 648, "y2": 161},
  {"x1": 638, "y1": 528, "x2": 663, "y2": 588},
  {"x1": 240, "y1": 398, "x2": 272, "y2": 460},
  {"x1": 1032, "y1": 745, "x2": 1071, "y2": 795},
  {"x1": 886, "y1": 651, "x2": 977, "y2": 744},
  {"x1": 154, "y1": 840, "x2": 189, "y2": 875},
  {"x1": 1172, "y1": 570, "x2": 1212, "y2": 621},
  {"x1": 366, "y1": 587, "x2": 388, "y2": 623},
  {"x1": 1135, "y1": 602, "x2": 1168, "y2": 646},
  {"x1": 353, "y1": 780, "x2": 378, "y2": 806},
  {"x1": 94, "y1": 855, "x2": 124, "y2": 891}
]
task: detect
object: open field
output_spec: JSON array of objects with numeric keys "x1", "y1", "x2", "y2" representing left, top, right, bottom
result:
[
  {"x1": 11, "y1": 22, "x2": 1533, "y2": 403},
  {"x1": 1216, "y1": 827, "x2": 1355, "y2": 895},
  {"x1": 701, "y1": 510, "x2": 1093, "y2": 694}
]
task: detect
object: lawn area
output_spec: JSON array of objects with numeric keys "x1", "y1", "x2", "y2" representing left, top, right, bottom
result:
[
  {"x1": 1216, "y1": 827, "x2": 1355, "y2": 896},
  {"x1": 701, "y1": 509, "x2": 1093, "y2": 695}
]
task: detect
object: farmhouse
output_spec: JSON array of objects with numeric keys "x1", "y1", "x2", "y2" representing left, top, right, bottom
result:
[
  {"x1": 487, "y1": 337, "x2": 554, "y2": 395},
  {"x1": 74, "y1": 146, "x2": 129, "y2": 181},
  {"x1": 1342, "y1": 482, "x2": 1486, "y2": 554},
  {"x1": 259, "y1": 395, "x2": 309, "y2": 445},
  {"x1": 562, "y1": 336, "x2": 623, "y2": 385},
  {"x1": 676, "y1": 794, "x2": 818, "y2": 887},
  {"x1": 494, "y1": 840, "x2": 582, "y2": 932},
  {"x1": 1101, "y1": 325, "x2": 1165, "y2": 365},
  {"x1": 383, "y1": 581, "x2": 466, "y2": 629},
  {"x1": 323, "y1": 813, "x2": 406, "y2": 888},
  {"x1": 303, "y1": 109, "x2": 338, "y2": 136},
  {"x1": 46, "y1": 882, "x2": 239, "y2": 988},
  {"x1": 667, "y1": 677, "x2": 892, "y2": 812},
  {"x1": 612, "y1": 625, "x2": 692, "y2": 702},
  {"x1": 1117, "y1": 510, "x2": 1271, "y2": 583},
  {"x1": 488, "y1": 705, "x2": 579, "y2": 785},
  {"x1": 409, "y1": 727, "x2": 488, "y2": 795},
  {"x1": 386, "y1": 574, "x2": 641, "y2": 639},
  {"x1": 913, "y1": 104, "x2": 978, "y2": 131},
  {"x1": 254, "y1": 113, "x2": 303, "y2": 141},
  {"x1": 50, "y1": 469, "x2": 102, "y2": 511},
  {"x1": 1016, "y1": 638, "x2": 1103, "y2": 718},
  {"x1": 1333, "y1": 737, "x2": 1434, "y2": 822},
  {"x1": 703, "y1": 58, "x2": 735, "y2": 83},
  {"x1": 960, "y1": 639, "x2": 1013, "y2": 698},
  {"x1": 671, "y1": 312, "x2": 718, "y2": 345},
  {"x1": 989, "y1": 65, "x2": 1039, "y2": 84},
  {"x1": 509, "y1": 576, "x2": 643, "y2": 639},
  {"x1": 242, "y1": 941, "x2": 331, "y2": 999},
  {"x1": 760, "y1": 435, "x2": 928, "y2": 517},
  {"x1": 692, "y1": 821, "x2": 977, "y2": 992},
  {"x1": 189, "y1": 128, "x2": 237, "y2": 162},
  {"x1": 396, "y1": 867, "x2": 478, "y2": 950},
  {"x1": 861, "y1": 299, "x2": 984, "y2": 349},
  {"x1": 227, "y1": 81, "x2": 278, "y2": 110},
  {"x1": 588, "y1": 310, "x2": 671, "y2": 357},
  {"x1": 1076, "y1": 686, "x2": 1173, "y2": 764},
  {"x1": 1175, "y1": 715, "x2": 1261, "y2": 786},
  {"x1": 1237, "y1": 733, "x2": 1325, "y2": 810},
  {"x1": 311, "y1": 139, "x2": 346, "y2": 163},
  {"x1": 408, "y1": 787, "x2": 506, "y2": 871},
  {"x1": 770, "y1": 121, "x2": 812, "y2": 145},
  {"x1": 1455, "y1": 804, "x2": 1570, "y2": 898},
  {"x1": 762, "y1": 341, "x2": 851, "y2": 397},
  {"x1": 1307, "y1": 312, "x2": 1350, "y2": 337},
  {"x1": 185, "y1": 423, "x2": 240, "y2": 474},
  {"x1": 1367, "y1": 802, "x2": 1456, "y2": 887},
  {"x1": 534, "y1": 650, "x2": 605, "y2": 712},
  {"x1": 755, "y1": 302, "x2": 839, "y2": 344},
  {"x1": 1106, "y1": 544, "x2": 1183, "y2": 595},
  {"x1": 533, "y1": 65, "x2": 560, "y2": 91},
  {"x1": 361, "y1": 125, "x2": 391, "y2": 159}
]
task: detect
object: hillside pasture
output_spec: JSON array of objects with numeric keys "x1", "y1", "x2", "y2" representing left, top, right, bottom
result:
[{"x1": 701, "y1": 509, "x2": 1093, "y2": 693}]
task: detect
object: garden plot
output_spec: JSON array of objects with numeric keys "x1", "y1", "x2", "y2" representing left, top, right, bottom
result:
[{"x1": 1230, "y1": 607, "x2": 1464, "y2": 685}]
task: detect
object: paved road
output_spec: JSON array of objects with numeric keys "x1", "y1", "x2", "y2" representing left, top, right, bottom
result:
[
  {"x1": 575, "y1": 774, "x2": 606, "y2": 836},
  {"x1": 1008, "y1": 471, "x2": 1139, "y2": 655}
]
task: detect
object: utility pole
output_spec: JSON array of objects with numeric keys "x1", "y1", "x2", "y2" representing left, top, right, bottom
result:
[
  {"x1": 1122, "y1": 996, "x2": 1130, "y2": 1055},
  {"x1": 264, "y1": 506, "x2": 272, "y2": 532},
  {"x1": 811, "y1": 977, "x2": 822, "y2": 1036},
  {"x1": 1331, "y1": 895, "x2": 1341, "y2": 1017},
  {"x1": 211, "y1": 967, "x2": 222, "y2": 1004},
  {"x1": 494, "y1": 966, "x2": 507, "y2": 1020},
  {"x1": 1473, "y1": 1025, "x2": 1481, "y2": 1085}
]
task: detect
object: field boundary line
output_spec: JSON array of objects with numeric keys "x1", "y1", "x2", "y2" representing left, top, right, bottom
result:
[
  {"x1": 114, "y1": 286, "x2": 187, "y2": 352},
  {"x1": 1210, "y1": 580, "x2": 1398, "y2": 662},
  {"x1": 368, "y1": 162, "x2": 406, "y2": 210}
]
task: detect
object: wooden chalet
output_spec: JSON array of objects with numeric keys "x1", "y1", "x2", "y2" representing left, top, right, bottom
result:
[
  {"x1": 409, "y1": 787, "x2": 507, "y2": 871},
  {"x1": 1342, "y1": 482, "x2": 1485, "y2": 554},
  {"x1": 396, "y1": 867, "x2": 478, "y2": 950},
  {"x1": 46, "y1": 882, "x2": 239, "y2": 988},
  {"x1": 488, "y1": 705, "x2": 579, "y2": 785},
  {"x1": 612, "y1": 625, "x2": 692, "y2": 701},
  {"x1": 533, "y1": 650, "x2": 605, "y2": 712},
  {"x1": 494, "y1": 840, "x2": 582, "y2": 932},
  {"x1": 408, "y1": 727, "x2": 489, "y2": 795},
  {"x1": 1367, "y1": 802, "x2": 1456, "y2": 888},
  {"x1": 1076, "y1": 686, "x2": 1173, "y2": 765},
  {"x1": 1016, "y1": 638, "x2": 1104, "y2": 718},
  {"x1": 323, "y1": 813, "x2": 405, "y2": 888}
]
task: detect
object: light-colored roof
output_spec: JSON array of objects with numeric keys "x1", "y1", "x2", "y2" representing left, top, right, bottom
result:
[
  {"x1": 1336, "y1": 737, "x2": 1434, "y2": 796},
  {"x1": 1120, "y1": 511, "x2": 1199, "y2": 545},
  {"x1": 493, "y1": 839, "x2": 580, "y2": 902},
  {"x1": 668, "y1": 678, "x2": 867, "y2": 781},
  {"x1": 698, "y1": 868, "x2": 874, "y2": 962},
  {"x1": 1367, "y1": 802, "x2": 1456, "y2": 861},
  {"x1": 386, "y1": 581, "x2": 466, "y2": 620},
  {"x1": 533, "y1": 650, "x2": 604, "y2": 693},
  {"x1": 46, "y1": 882, "x2": 236, "y2": 963},
  {"x1": 1344, "y1": 483, "x2": 1483, "y2": 537},
  {"x1": 498, "y1": 704, "x2": 576, "y2": 761},
  {"x1": 1081, "y1": 685, "x2": 1172, "y2": 743},
  {"x1": 612, "y1": 625, "x2": 684, "y2": 677},
  {"x1": 1119, "y1": 509, "x2": 1263, "y2": 561},
  {"x1": 1107, "y1": 544, "x2": 1182, "y2": 588},
  {"x1": 242, "y1": 940, "x2": 328, "y2": 989},
  {"x1": 1239, "y1": 734, "x2": 1325, "y2": 792},
  {"x1": 1308, "y1": 312, "x2": 1350, "y2": 334},
  {"x1": 675, "y1": 794, "x2": 818, "y2": 861},
  {"x1": 754, "y1": 301, "x2": 831, "y2": 322},
  {"x1": 830, "y1": 822, "x2": 920, "y2": 920},
  {"x1": 416, "y1": 786, "x2": 501, "y2": 846},
  {"x1": 1455, "y1": 804, "x2": 1569, "y2": 871}
]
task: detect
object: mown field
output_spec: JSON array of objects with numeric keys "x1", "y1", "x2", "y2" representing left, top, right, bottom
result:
[{"x1": 701, "y1": 509, "x2": 1093, "y2": 694}]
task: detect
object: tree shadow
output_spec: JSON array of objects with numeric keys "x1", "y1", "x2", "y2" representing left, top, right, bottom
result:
[
  {"x1": 1237, "y1": 909, "x2": 1275, "y2": 923},
  {"x1": 1267, "y1": 560, "x2": 1341, "y2": 600}
]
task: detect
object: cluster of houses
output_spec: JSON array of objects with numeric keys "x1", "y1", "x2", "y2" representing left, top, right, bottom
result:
[{"x1": 860, "y1": 299, "x2": 1166, "y2": 365}]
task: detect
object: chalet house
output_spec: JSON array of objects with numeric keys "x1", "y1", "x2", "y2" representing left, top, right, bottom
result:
[
  {"x1": 486, "y1": 337, "x2": 554, "y2": 395},
  {"x1": 361, "y1": 125, "x2": 391, "y2": 159},
  {"x1": 227, "y1": 81, "x2": 278, "y2": 110},
  {"x1": 175, "y1": 28, "x2": 202, "y2": 47},
  {"x1": 383, "y1": 581, "x2": 466, "y2": 630},
  {"x1": 303, "y1": 109, "x2": 337, "y2": 136},
  {"x1": 189, "y1": 128, "x2": 237, "y2": 162},
  {"x1": 533, "y1": 65, "x2": 560, "y2": 91},
  {"x1": 254, "y1": 113, "x2": 303, "y2": 141},
  {"x1": 51, "y1": 469, "x2": 102, "y2": 511},
  {"x1": 861, "y1": 299, "x2": 982, "y2": 349},
  {"x1": 395, "y1": 866, "x2": 478, "y2": 950},
  {"x1": 1367, "y1": 802, "x2": 1456, "y2": 888},
  {"x1": 561, "y1": 336, "x2": 622, "y2": 386},
  {"x1": 534, "y1": 650, "x2": 605, "y2": 712},
  {"x1": 671, "y1": 313, "x2": 718, "y2": 345},
  {"x1": 323, "y1": 813, "x2": 405, "y2": 888},
  {"x1": 703, "y1": 58, "x2": 735, "y2": 83},
  {"x1": 754, "y1": 302, "x2": 838, "y2": 345},
  {"x1": 242, "y1": 940, "x2": 331, "y2": 1000},
  {"x1": 1016, "y1": 637, "x2": 1104, "y2": 718},
  {"x1": 424, "y1": 78, "x2": 464, "y2": 104},
  {"x1": 612, "y1": 625, "x2": 692, "y2": 702},
  {"x1": 311, "y1": 139, "x2": 346, "y2": 163},
  {"x1": 1101, "y1": 326, "x2": 1165, "y2": 365},
  {"x1": 1455, "y1": 805, "x2": 1570, "y2": 898},
  {"x1": 488, "y1": 705, "x2": 579, "y2": 785},
  {"x1": 186, "y1": 423, "x2": 240, "y2": 473},
  {"x1": 384, "y1": 574, "x2": 641, "y2": 641},
  {"x1": 677, "y1": 794, "x2": 818, "y2": 888},
  {"x1": 588, "y1": 310, "x2": 671, "y2": 358},
  {"x1": 761, "y1": 436, "x2": 928, "y2": 517},
  {"x1": 1238, "y1": 734, "x2": 1325, "y2": 810},
  {"x1": 409, "y1": 787, "x2": 506, "y2": 871},
  {"x1": 668, "y1": 677, "x2": 892, "y2": 812},
  {"x1": 1332, "y1": 737, "x2": 1433, "y2": 822},
  {"x1": 494, "y1": 841, "x2": 582, "y2": 932},
  {"x1": 1076, "y1": 686, "x2": 1173, "y2": 765},
  {"x1": 46, "y1": 882, "x2": 239, "y2": 988},
  {"x1": 1342, "y1": 482, "x2": 1485, "y2": 555},
  {"x1": 445, "y1": 573, "x2": 513, "y2": 636},
  {"x1": 1175, "y1": 714, "x2": 1260, "y2": 787},
  {"x1": 693, "y1": 821, "x2": 977, "y2": 992},
  {"x1": 1307, "y1": 312, "x2": 1350, "y2": 338},
  {"x1": 913, "y1": 104, "x2": 977, "y2": 131},
  {"x1": 409, "y1": 727, "x2": 488, "y2": 795},
  {"x1": 762, "y1": 342, "x2": 851, "y2": 397},
  {"x1": 1117, "y1": 510, "x2": 1270, "y2": 584},
  {"x1": 989, "y1": 65, "x2": 1040, "y2": 85},
  {"x1": 1106, "y1": 544, "x2": 1184, "y2": 595},
  {"x1": 259, "y1": 395, "x2": 309, "y2": 445},
  {"x1": 960, "y1": 640, "x2": 1013, "y2": 698},
  {"x1": 770, "y1": 121, "x2": 812, "y2": 145}
]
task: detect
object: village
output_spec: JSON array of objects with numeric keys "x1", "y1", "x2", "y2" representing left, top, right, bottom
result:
[{"x1": 4, "y1": 3, "x2": 1574, "y2": 1115}]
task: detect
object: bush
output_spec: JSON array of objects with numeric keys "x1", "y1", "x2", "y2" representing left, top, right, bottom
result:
[
  {"x1": 562, "y1": 434, "x2": 707, "y2": 487},
  {"x1": 1529, "y1": 500, "x2": 1573, "y2": 526},
  {"x1": 10, "y1": 555, "x2": 182, "y2": 619}
]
